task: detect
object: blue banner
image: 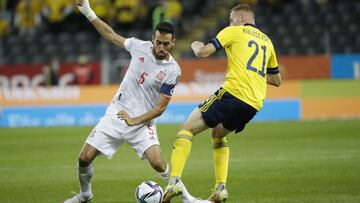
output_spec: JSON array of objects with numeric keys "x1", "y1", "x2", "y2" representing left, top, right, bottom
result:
[
  {"x1": 254, "y1": 99, "x2": 300, "y2": 121},
  {"x1": 0, "y1": 100, "x2": 300, "y2": 128},
  {"x1": 0, "y1": 105, "x2": 106, "y2": 128},
  {"x1": 331, "y1": 54, "x2": 360, "y2": 79}
]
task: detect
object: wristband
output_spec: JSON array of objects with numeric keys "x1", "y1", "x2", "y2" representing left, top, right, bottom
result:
[{"x1": 85, "y1": 10, "x2": 97, "y2": 21}]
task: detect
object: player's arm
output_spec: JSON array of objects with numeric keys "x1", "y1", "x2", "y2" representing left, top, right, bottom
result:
[
  {"x1": 192, "y1": 27, "x2": 232, "y2": 58},
  {"x1": 266, "y1": 69, "x2": 282, "y2": 87},
  {"x1": 191, "y1": 41, "x2": 217, "y2": 58},
  {"x1": 91, "y1": 18, "x2": 125, "y2": 48},
  {"x1": 266, "y1": 49, "x2": 281, "y2": 87},
  {"x1": 76, "y1": 0, "x2": 125, "y2": 48},
  {"x1": 117, "y1": 95, "x2": 171, "y2": 126}
]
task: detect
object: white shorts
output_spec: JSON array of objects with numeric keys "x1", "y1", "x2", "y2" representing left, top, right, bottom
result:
[{"x1": 85, "y1": 115, "x2": 160, "y2": 160}]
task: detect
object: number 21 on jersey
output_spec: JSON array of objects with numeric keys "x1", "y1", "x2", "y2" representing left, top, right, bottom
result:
[{"x1": 246, "y1": 40, "x2": 266, "y2": 78}]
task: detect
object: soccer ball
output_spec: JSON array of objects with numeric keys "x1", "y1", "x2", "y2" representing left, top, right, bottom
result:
[{"x1": 135, "y1": 180, "x2": 163, "y2": 203}]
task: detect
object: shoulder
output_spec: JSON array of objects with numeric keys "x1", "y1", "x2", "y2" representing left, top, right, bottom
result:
[
  {"x1": 221, "y1": 26, "x2": 237, "y2": 31},
  {"x1": 218, "y1": 26, "x2": 234, "y2": 34},
  {"x1": 125, "y1": 37, "x2": 151, "y2": 46},
  {"x1": 169, "y1": 57, "x2": 181, "y2": 76},
  {"x1": 257, "y1": 29, "x2": 275, "y2": 49},
  {"x1": 221, "y1": 26, "x2": 242, "y2": 33},
  {"x1": 125, "y1": 38, "x2": 152, "y2": 51},
  {"x1": 217, "y1": 26, "x2": 242, "y2": 39},
  {"x1": 165, "y1": 61, "x2": 181, "y2": 85}
]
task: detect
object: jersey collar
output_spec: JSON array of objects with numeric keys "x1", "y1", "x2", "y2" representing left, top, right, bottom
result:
[{"x1": 244, "y1": 23, "x2": 256, "y2": 28}]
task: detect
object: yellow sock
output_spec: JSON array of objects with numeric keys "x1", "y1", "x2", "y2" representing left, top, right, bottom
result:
[
  {"x1": 212, "y1": 137, "x2": 229, "y2": 185},
  {"x1": 170, "y1": 130, "x2": 194, "y2": 177}
]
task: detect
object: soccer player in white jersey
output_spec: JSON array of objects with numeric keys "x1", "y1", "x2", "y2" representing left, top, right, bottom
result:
[{"x1": 64, "y1": 0, "x2": 181, "y2": 202}]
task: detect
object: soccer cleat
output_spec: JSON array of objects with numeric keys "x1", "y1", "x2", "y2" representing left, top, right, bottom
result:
[
  {"x1": 162, "y1": 178, "x2": 183, "y2": 203},
  {"x1": 64, "y1": 192, "x2": 93, "y2": 203},
  {"x1": 208, "y1": 184, "x2": 228, "y2": 203}
]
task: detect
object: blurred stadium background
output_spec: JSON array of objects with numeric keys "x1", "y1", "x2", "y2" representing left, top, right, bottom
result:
[
  {"x1": 1, "y1": 0, "x2": 360, "y2": 126},
  {"x1": 0, "y1": 0, "x2": 360, "y2": 202}
]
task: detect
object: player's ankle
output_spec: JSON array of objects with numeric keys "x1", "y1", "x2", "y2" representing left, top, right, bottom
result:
[
  {"x1": 169, "y1": 176, "x2": 180, "y2": 184},
  {"x1": 79, "y1": 191, "x2": 93, "y2": 200},
  {"x1": 159, "y1": 164, "x2": 170, "y2": 180}
]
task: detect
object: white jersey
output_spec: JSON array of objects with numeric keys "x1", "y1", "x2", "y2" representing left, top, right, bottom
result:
[
  {"x1": 90, "y1": 38, "x2": 180, "y2": 155},
  {"x1": 105, "y1": 37, "x2": 181, "y2": 125}
]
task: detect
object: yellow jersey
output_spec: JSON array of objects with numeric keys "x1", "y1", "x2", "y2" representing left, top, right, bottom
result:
[
  {"x1": 43, "y1": 0, "x2": 72, "y2": 22},
  {"x1": 211, "y1": 24, "x2": 279, "y2": 110},
  {"x1": 15, "y1": 0, "x2": 42, "y2": 29}
]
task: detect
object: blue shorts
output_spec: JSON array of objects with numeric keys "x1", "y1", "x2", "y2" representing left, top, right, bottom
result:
[{"x1": 198, "y1": 88, "x2": 257, "y2": 133}]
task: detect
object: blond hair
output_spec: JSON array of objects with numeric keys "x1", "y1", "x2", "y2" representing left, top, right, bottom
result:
[{"x1": 230, "y1": 4, "x2": 255, "y2": 19}]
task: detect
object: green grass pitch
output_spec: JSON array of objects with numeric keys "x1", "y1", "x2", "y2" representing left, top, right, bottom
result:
[
  {"x1": 0, "y1": 120, "x2": 359, "y2": 202},
  {"x1": 301, "y1": 80, "x2": 360, "y2": 98}
]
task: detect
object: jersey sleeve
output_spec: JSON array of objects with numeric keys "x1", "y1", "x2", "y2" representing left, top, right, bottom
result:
[
  {"x1": 267, "y1": 48, "x2": 280, "y2": 74},
  {"x1": 211, "y1": 27, "x2": 234, "y2": 50},
  {"x1": 161, "y1": 65, "x2": 181, "y2": 97},
  {"x1": 124, "y1": 37, "x2": 144, "y2": 53}
]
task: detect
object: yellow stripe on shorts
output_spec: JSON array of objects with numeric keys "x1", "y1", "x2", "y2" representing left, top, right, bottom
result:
[{"x1": 200, "y1": 89, "x2": 227, "y2": 112}]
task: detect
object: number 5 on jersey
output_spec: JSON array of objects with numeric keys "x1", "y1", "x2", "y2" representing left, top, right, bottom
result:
[{"x1": 139, "y1": 72, "x2": 148, "y2": 84}]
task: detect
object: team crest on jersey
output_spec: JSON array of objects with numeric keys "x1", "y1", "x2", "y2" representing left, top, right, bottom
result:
[
  {"x1": 156, "y1": 71, "x2": 166, "y2": 81},
  {"x1": 138, "y1": 57, "x2": 145, "y2": 63}
]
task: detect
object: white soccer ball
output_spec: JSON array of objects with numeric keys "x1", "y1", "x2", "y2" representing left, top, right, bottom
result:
[{"x1": 135, "y1": 180, "x2": 163, "y2": 203}]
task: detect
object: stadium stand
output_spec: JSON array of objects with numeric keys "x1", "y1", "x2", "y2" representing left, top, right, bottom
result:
[{"x1": 0, "y1": 0, "x2": 359, "y2": 64}]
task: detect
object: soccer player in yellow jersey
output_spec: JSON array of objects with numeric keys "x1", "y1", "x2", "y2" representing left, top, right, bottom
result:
[{"x1": 162, "y1": 4, "x2": 281, "y2": 203}]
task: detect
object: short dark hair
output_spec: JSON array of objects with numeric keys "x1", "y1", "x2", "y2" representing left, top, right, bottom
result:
[
  {"x1": 155, "y1": 22, "x2": 175, "y2": 38},
  {"x1": 230, "y1": 4, "x2": 255, "y2": 18}
]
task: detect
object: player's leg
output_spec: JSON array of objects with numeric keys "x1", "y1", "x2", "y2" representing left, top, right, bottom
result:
[
  {"x1": 64, "y1": 143, "x2": 99, "y2": 203},
  {"x1": 65, "y1": 127, "x2": 123, "y2": 203},
  {"x1": 162, "y1": 108, "x2": 209, "y2": 203},
  {"x1": 128, "y1": 124, "x2": 170, "y2": 181},
  {"x1": 209, "y1": 94, "x2": 258, "y2": 203},
  {"x1": 164, "y1": 89, "x2": 228, "y2": 202},
  {"x1": 170, "y1": 108, "x2": 208, "y2": 178},
  {"x1": 170, "y1": 89, "x2": 227, "y2": 178},
  {"x1": 209, "y1": 124, "x2": 231, "y2": 202},
  {"x1": 143, "y1": 144, "x2": 170, "y2": 180},
  {"x1": 77, "y1": 143, "x2": 100, "y2": 200}
]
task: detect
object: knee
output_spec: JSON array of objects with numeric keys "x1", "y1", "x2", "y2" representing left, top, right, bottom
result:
[
  {"x1": 179, "y1": 126, "x2": 197, "y2": 139},
  {"x1": 180, "y1": 124, "x2": 193, "y2": 134},
  {"x1": 181, "y1": 120, "x2": 198, "y2": 136},
  {"x1": 211, "y1": 130, "x2": 218, "y2": 138},
  {"x1": 211, "y1": 131, "x2": 226, "y2": 138},
  {"x1": 212, "y1": 124, "x2": 230, "y2": 138}
]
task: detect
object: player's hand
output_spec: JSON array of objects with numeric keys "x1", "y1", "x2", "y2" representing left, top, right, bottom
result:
[
  {"x1": 76, "y1": 0, "x2": 97, "y2": 21},
  {"x1": 191, "y1": 41, "x2": 205, "y2": 57},
  {"x1": 191, "y1": 41, "x2": 205, "y2": 50},
  {"x1": 76, "y1": 0, "x2": 90, "y2": 15},
  {"x1": 117, "y1": 110, "x2": 138, "y2": 126}
]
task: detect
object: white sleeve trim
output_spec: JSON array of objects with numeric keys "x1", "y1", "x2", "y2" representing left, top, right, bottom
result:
[{"x1": 124, "y1": 38, "x2": 132, "y2": 52}]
